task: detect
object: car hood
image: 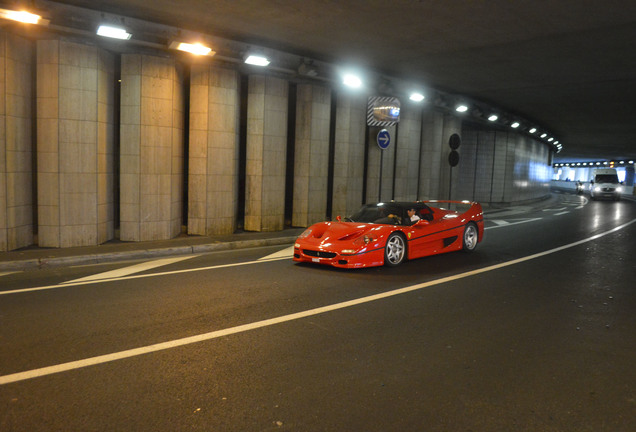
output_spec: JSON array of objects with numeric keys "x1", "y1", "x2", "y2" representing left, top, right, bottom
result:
[{"x1": 301, "y1": 221, "x2": 379, "y2": 243}]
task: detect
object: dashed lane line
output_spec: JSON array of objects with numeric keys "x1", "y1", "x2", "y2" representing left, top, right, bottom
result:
[{"x1": 1, "y1": 218, "x2": 634, "y2": 386}]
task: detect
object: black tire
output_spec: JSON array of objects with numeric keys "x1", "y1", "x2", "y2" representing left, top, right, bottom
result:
[
  {"x1": 462, "y1": 223, "x2": 478, "y2": 252},
  {"x1": 384, "y1": 232, "x2": 406, "y2": 266}
]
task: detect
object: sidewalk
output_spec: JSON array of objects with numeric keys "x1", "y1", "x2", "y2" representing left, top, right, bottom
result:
[{"x1": 0, "y1": 228, "x2": 305, "y2": 272}]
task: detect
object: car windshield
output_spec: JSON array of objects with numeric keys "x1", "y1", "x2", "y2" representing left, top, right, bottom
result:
[
  {"x1": 347, "y1": 204, "x2": 404, "y2": 224},
  {"x1": 594, "y1": 174, "x2": 619, "y2": 183}
]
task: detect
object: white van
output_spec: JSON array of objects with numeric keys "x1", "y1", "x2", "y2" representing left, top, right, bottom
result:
[{"x1": 589, "y1": 168, "x2": 622, "y2": 200}]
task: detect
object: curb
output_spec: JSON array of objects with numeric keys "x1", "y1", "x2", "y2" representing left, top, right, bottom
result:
[{"x1": 0, "y1": 236, "x2": 298, "y2": 272}]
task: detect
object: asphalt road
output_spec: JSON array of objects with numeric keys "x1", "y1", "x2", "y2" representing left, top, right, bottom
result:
[{"x1": 1, "y1": 193, "x2": 635, "y2": 431}]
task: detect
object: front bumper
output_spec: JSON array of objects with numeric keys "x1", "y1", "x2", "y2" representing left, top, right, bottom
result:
[{"x1": 293, "y1": 245, "x2": 384, "y2": 268}]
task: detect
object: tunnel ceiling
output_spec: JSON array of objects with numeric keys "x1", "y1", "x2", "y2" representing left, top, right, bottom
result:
[{"x1": 47, "y1": 0, "x2": 636, "y2": 162}]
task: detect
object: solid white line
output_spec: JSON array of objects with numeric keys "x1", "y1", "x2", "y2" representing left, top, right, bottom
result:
[
  {"x1": 1, "y1": 218, "x2": 634, "y2": 386},
  {"x1": 61, "y1": 256, "x2": 198, "y2": 284},
  {"x1": 554, "y1": 211, "x2": 569, "y2": 216},
  {"x1": 0, "y1": 271, "x2": 20, "y2": 277},
  {"x1": 543, "y1": 207, "x2": 566, "y2": 211}
]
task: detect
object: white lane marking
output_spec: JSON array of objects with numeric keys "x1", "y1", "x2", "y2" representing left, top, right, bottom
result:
[
  {"x1": 543, "y1": 207, "x2": 567, "y2": 212},
  {"x1": 0, "y1": 271, "x2": 20, "y2": 277},
  {"x1": 485, "y1": 218, "x2": 541, "y2": 230},
  {"x1": 1, "y1": 218, "x2": 634, "y2": 385},
  {"x1": 61, "y1": 256, "x2": 199, "y2": 284},
  {"x1": 258, "y1": 246, "x2": 294, "y2": 261},
  {"x1": 554, "y1": 211, "x2": 569, "y2": 216},
  {"x1": 490, "y1": 219, "x2": 510, "y2": 226},
  {"x1": 0, "y1": 255, "x2": 290, "y2": 296}
]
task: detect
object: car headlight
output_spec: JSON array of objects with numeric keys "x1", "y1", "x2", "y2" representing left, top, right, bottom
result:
[
  {"x1": 353, "y1": 234, "x2": 376, "y2": 246},
  {"x1": 594, "y1": 186, "x2": 601, "y2": 192},
  {"x1": 297, "y1": 229, "x2": 312, "y2": 239},
  {"x1": 616, "y1": 187, "x2": 622, "y2": 193}
]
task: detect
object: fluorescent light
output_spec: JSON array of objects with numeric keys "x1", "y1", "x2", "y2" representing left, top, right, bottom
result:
[
  {"x1": 529, "y1": 128, "x2": 537, "y2": 133},
  {"x1": 455, "y1": 105, "x2": 468, "y2": 113},
  {"x1": 1, "y1": 9, "x2": 41, "y2": 24},
  {"x1": 343, "y1": 73, "x2": 362, "y2": 88},
  {"x1": 97, "y1": 25, "x2": 131, "y2": 40},
  {"x1": 540, "y1": 133, "x2": 547, "y2": 138},
  {"x1": 245, "y1": 55, "x2": 270, "y2": 66},
  {"x1": 511, "y1": 122, "x2": 520, "y2": 128},
  {"x1": 548, "y1": 137, "x2": 554, "y2": 142},
  {"x1": 409, "y1": 92, "x2": 425, "y2": 102},
  {"x1": 488, "y1": 115, "x2": 498, "y2": 121}
]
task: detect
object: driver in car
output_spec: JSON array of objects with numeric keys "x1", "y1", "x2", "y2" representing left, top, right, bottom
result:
[{"x1": 404, "y1": 207, "x2": 421, "y2": 225}]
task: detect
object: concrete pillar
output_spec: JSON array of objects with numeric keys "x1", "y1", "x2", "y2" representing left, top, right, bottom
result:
[
  {"x1": 36, "y1": 40, "x2": 115, "y2": 248},
  {"x1": 0, "y1": 33, "x2": 34, "y2": 251},
  {"x1": 393, "y1": 104, "x2": 422, "y2": 201},
  {"x1": 188, "y1": 65, "x2": 239, "y2": 235},
  {"x1": 418, "y1": 109, "x2": 445, "y2": 200},
  {"x1": 625, "y1": 165, "x2": 634, "y2": 187},
  {"x1": 331, "y1": 91, "x2": 366, "y2": 219},
  {"x1": 292, "y1": 84, "x2": 330, "y2": 227},
  {"x1": 491, "y1": 131, "x2": 511, "y2": 203},
  {"x1": 120, "y1": 54, "x2": 184, "y2": 241},
  {"x1": 440, "y1": 114, "x2": 462, "y2": 200},
  {"x1": 244, "y1": 75, "x2": 288, "y2": 232}
]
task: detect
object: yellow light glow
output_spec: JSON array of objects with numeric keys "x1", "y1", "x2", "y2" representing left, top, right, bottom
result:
[
  {"x1": 176, "y1": 42, "x2": 213, "y2": 56},
  {"x1": 2, "y1": 10, "x2": 41, "y2": 24}
]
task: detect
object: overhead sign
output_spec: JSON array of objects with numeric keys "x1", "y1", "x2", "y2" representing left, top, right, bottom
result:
[
  {"x1": 377, "y1": 129, "x2": 391, "y2": 150},
  {"x1": 367, "y1": 96, "x2": 400, "y2": 126}
]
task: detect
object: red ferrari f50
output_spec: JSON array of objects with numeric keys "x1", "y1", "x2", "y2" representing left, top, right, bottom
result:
[{"x1": 293, "y1": 201, "x2": 484, "y2": 268}]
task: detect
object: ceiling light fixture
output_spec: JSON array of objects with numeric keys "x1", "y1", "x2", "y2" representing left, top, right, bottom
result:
[
  {"x1": 511, "y1": 122, "x2": 520, "y2": 128},
  {"x1": 169, "y1": 41, "x2": 214, "y2": 56},
  {"x1": 342, "y1": 73, "x2": 362, "y2": 88},
  {"x1": 455, "y1": 105, "x2": 468, "y2": 113},
  {"x1": 529, "y1": 128, "x2": 537, "y2": 133},
  {"x1": 409, "y1": 92, "x2": 425, "y2": 102},
  {"x1": 97, "y1": 25, "x2": 131, "y2": 40},
  {"x1": 0, "y1": 8, "x2": 44, "y2": 24},
  {"x1": 244, "y1": 54, "x2": 270, "y2": 66},
  {"x1": 488, "y1": 114, "x2": 498, "y2": 121}
]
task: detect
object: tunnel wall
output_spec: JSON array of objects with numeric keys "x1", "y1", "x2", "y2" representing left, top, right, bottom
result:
[
  {"x1": 0, "y1": 33, "x2": 33, "y2": 251},
  {"x1": 0, "y1": 31, "x2": 553, "y2": 250}
]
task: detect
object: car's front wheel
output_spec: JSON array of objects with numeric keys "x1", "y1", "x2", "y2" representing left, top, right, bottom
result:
[
  {"x1": 462, "y1": 223, "x2": 478, "y2": 252},
  {"x1": 384, "y1": 233, "x2": 406, "y2": 266}
]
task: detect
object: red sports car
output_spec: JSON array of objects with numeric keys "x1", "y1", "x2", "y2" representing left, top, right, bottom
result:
[{"x1": 293, "y1": 200, "x2": 484, "y2": 268}]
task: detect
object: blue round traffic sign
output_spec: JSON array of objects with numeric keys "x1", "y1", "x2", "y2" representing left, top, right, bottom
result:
[{"x1": 377, "y1": 129, "x2": 391, "y2": 150}]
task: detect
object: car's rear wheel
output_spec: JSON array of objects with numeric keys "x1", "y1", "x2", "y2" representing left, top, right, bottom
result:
[
  {"x1": 462, "y1": 223, "x2": 478, "y2": 252},
  {"x1": 384, "y1": 233, "x2": 406, "y2": 266}
]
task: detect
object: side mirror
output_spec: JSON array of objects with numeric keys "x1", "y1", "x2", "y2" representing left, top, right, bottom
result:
[
  {"x1": 415, "y1": 219, "x2": 429, "y2": 226},
  {"x1": 336, "y1": 215, "x2": 342, "y2": 222}
]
